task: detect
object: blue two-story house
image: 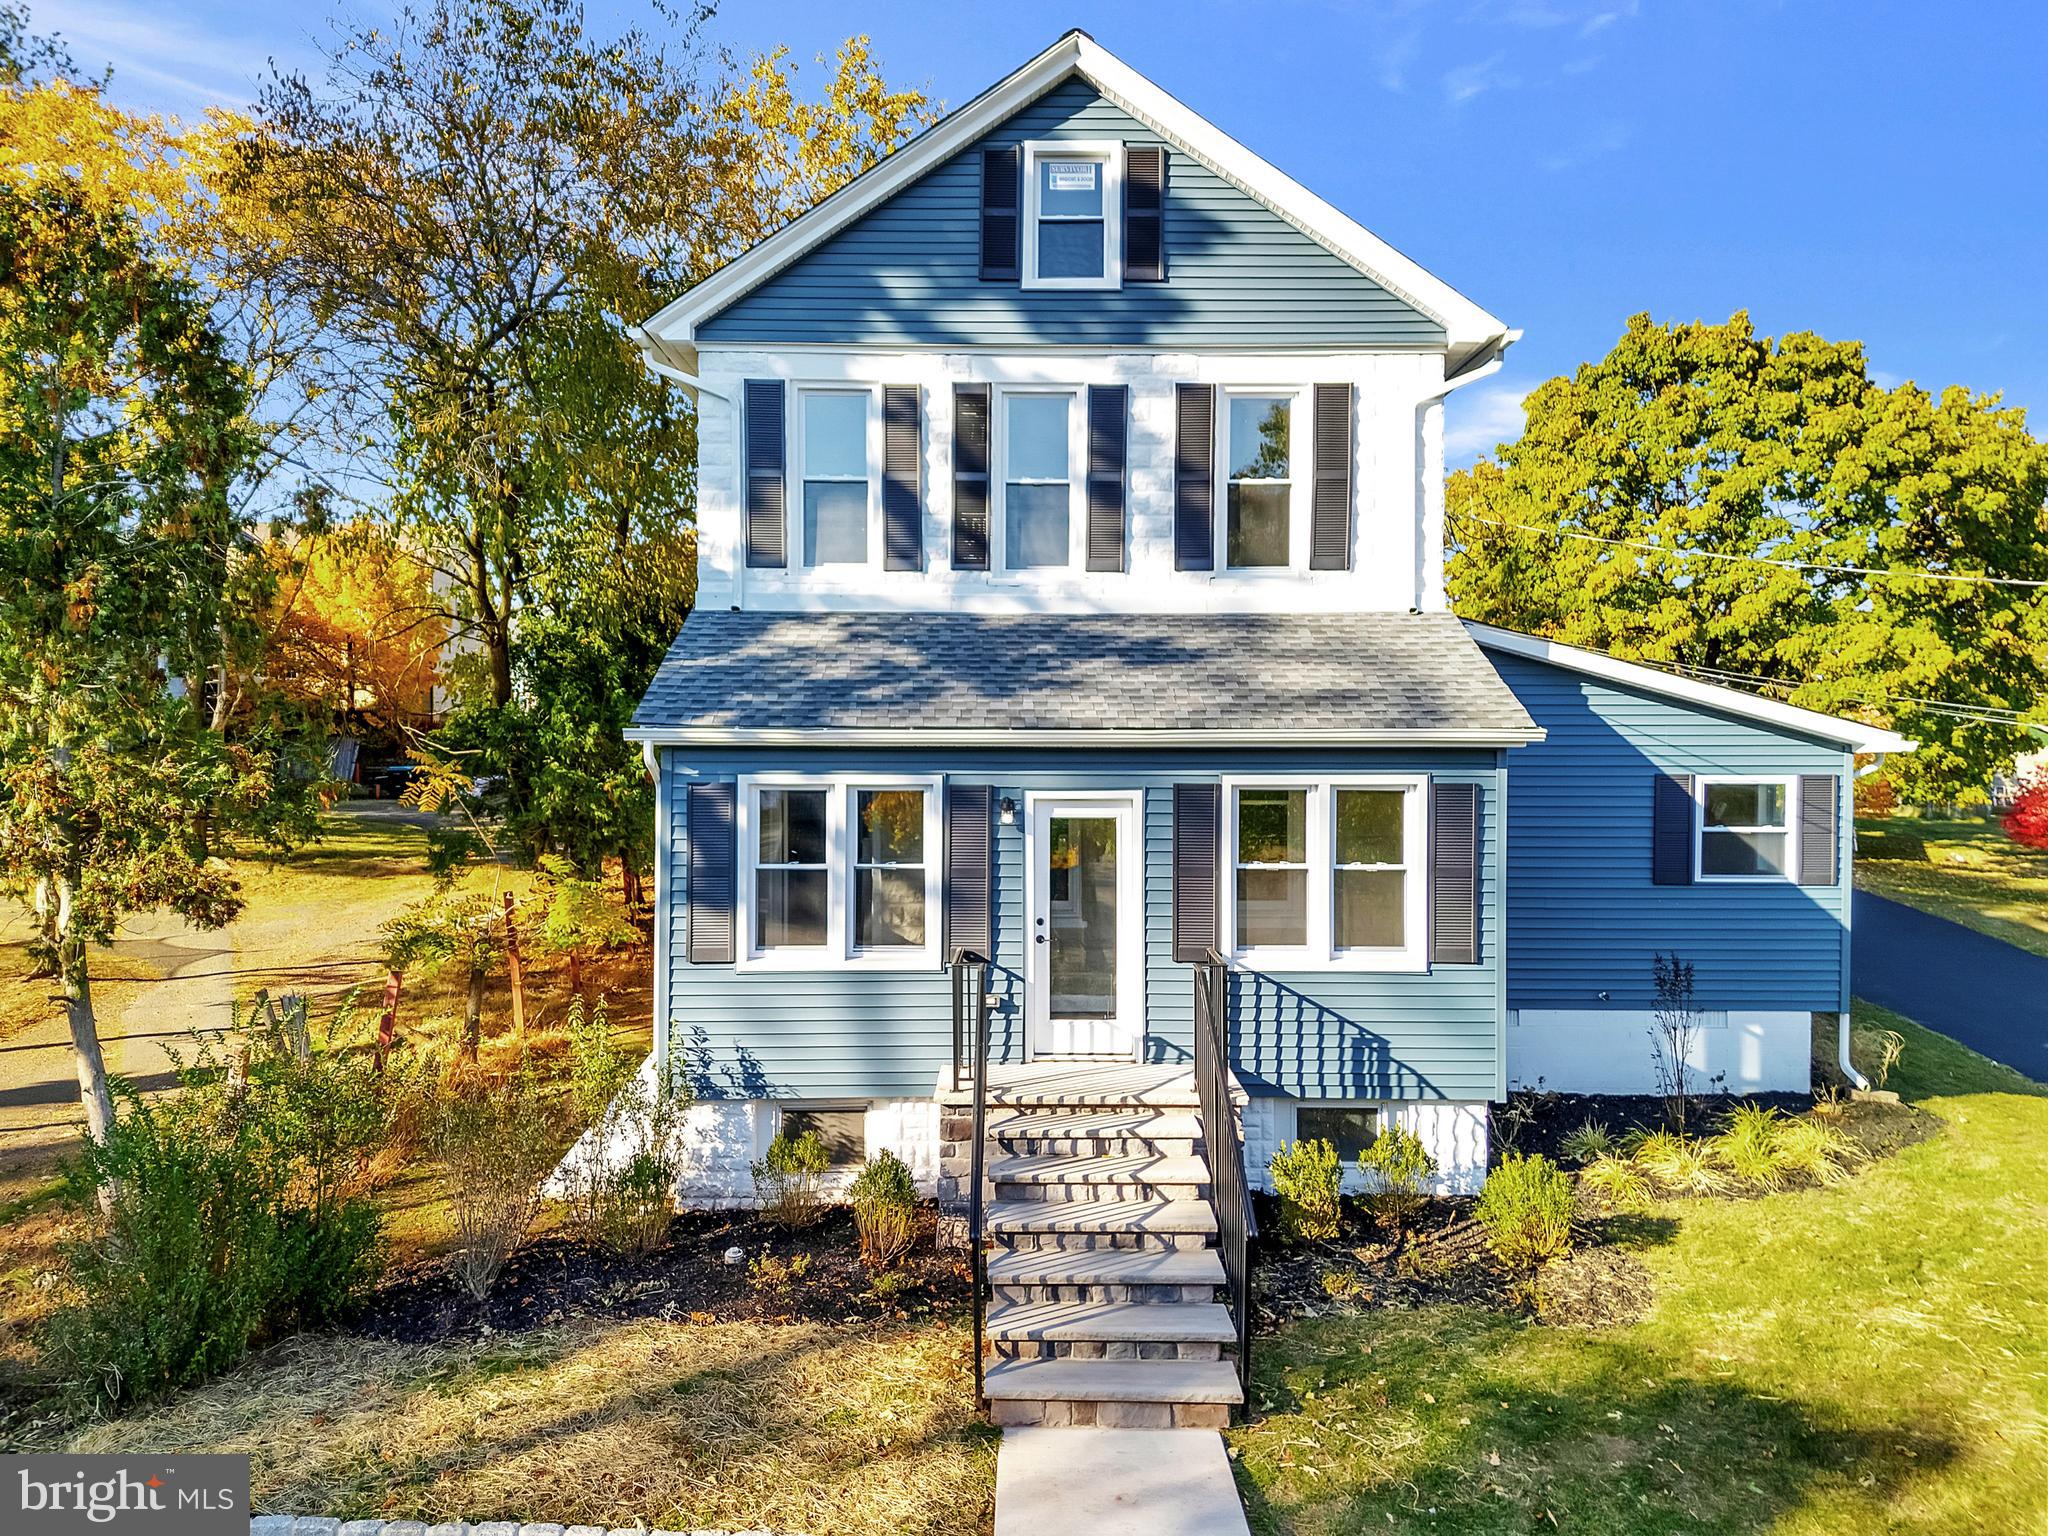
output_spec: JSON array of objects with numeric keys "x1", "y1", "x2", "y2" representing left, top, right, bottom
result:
[{"x1": 617, "y1": 30, "x2": 1907, "y2": 1425}]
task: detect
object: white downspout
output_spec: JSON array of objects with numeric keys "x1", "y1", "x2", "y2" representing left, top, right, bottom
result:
[{"x1": 1835, "y1": 753, "x2": 1888, "y2": 1091}]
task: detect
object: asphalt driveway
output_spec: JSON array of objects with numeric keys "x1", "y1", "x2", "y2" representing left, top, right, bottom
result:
[{"x1": 1854, "y1": 890, "x2": 2048, "y2": 1083}]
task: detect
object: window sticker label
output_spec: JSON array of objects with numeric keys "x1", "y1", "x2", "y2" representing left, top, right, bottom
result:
[{"x1": 1045, "y1": 162, "x2": 1098, "y2": 190}]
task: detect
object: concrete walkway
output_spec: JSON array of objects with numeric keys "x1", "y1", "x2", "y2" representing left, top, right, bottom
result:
[
  {"x1": 1853, "y1": 891, "x2": 2048, "y2": 1083},
  {"x1": 995, "y1": 1428, "x2": 1250, "y2": 1536}
]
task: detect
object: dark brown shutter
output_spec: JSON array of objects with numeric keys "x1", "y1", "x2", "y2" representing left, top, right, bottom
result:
[
  {"x1": 1086, "y1": 385, "x2": 1128, "y2": 572},
  {"x1": 952, "y1": 384, "x2": 991, "y2": 571},
  {"x1": 883, "y1": 385, "x2": 921, "y2": 571},
  {"x1": 1652, "y1": 773, "x2": 1696, "y2": 886},
  {"x1": 1125, "y1": 145, "x2": 1165, "y2": 281},
  {"x1": 979, "y1": 146, "x2": 1020, "y2": 281},
  {"x1": 1799, "y1": 774, "x2": 1839, "y2": 886},
  {"x1": 1174, "y1": 383, "x2": 1215, "y2": 571},
  {"x1": 743, "y1": 379, "x2": 785, "y2": 569},
  {"x1": 945, "y1": 784, "x2": 993, "y2": 959},
  {"x1": 1172, "y1": 783, "x2": 1221, "y2": 963},
  {"x1": 1429, "y1": 782, "x2": 1479, "y2": 965},
  {"x1": 686, "y1": 780, "x2": 737, "y2": 964},
  {"x1": 1309, "y1": 383, "x2": 1353, "y2": 571}
]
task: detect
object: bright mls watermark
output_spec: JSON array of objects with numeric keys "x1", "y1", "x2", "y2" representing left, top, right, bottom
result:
[{"x1": 5, "y1": 1455, "x2": 250, "y2": 1536}]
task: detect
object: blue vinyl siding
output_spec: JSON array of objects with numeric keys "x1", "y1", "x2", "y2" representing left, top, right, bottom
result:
[
  {"x1": 663, "y1": 748, "x2": 1502, "y2": 1103},
  {"x1": 696, "y1": 77, "x2": 1445, "y2": 350},
  {"x1": 1489, "y1": 651, "x2": 1854, "y2": 1012}
]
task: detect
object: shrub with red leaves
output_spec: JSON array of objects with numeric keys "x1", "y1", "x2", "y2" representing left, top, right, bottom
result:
[{"x1": 2003, "y1": 776, "x2": 2048, "y2": 851}]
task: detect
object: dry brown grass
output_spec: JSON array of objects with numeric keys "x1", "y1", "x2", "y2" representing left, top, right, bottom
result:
[{"x1": 48, "y1": 1317, "x2": 992, "y2": 1536}]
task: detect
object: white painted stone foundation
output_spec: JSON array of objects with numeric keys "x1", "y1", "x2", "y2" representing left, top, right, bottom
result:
[
  {"x1": 546, "y1": 1054, "x2": 942, "y2": 1210},
  {"x1": 1241, "y1": 1097, "x2": 1490, "y2": 1196},
  {"x1": 1508, "y1": 1009, "x2": 1815, "y2": 1096}
]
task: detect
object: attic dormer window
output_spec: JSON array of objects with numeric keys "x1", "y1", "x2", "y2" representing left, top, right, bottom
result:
[{"x1": 1021, "y1": 141, "x2": 1122, "y2": 290}]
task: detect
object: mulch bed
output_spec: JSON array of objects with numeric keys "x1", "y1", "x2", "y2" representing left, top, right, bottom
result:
[
  {"x1": 1252, "y1": 1196, "x2": 1517, "y2": 1324},
  {"x1": 355, "y1": 1206, "x2": 972, "y2": 1344},
  {"x1": 1497, "y1": 1088, "x2": 1943, "y2": 1171}
]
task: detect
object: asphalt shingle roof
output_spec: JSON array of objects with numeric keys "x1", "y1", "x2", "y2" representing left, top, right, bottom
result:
[{"x1": 630, "y1": 610, "x2": 1538, "y2": 740}]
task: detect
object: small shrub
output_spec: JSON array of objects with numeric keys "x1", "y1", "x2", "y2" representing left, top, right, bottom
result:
[
  {"x1": 1774, "y1": 1116, "x2": 1858, "y2": 1186},
  {"x1": 1559, "y1": 1118, "x2": 1616, "y2": 1165},
  {"x1": 748, "y1": 1250, "x2": 811, "y2": 1290},
  {"x1": 2003, "y1": 774, "x2": 2048, "y2": 850},
  {"x1": 1864, "y1": 1028, "x2": 1907, "y2": 1090},
  {"x1": 849, "y1": 1150, "x2": 919, "y2": 1268},
  {"x1": 1577, "y1": 1152, "x2": 1655, "y2": 1213},
  {"x1": 53, "y1": 1021, "x2": 388, "y2": 1406},
  {"x1": 1854, "y1": 775, "x2": 1898, "y2": 819},
  {"x1": 1632, "y1": 1130, "x2": 1728, "y2": 1196},
  {"x1": 433, "y1": 1066, "x2": 565, "y2": 1300},
  {"x1": 1356, "y1": 1125, "x2": 1436, "y2": 1236},
  {"x1": 1269, "y1": 1138, "x2": 1343, "y2": 1242},
  {"x1": 869, "y1": 1267, "x2": 913, "y2": 1303},
  {"x1": 752, "y1": 1129, "x2": 830, "y2": 1228},
  {"x1": 559, "y1": 997, "x2": 690, "y2": 1254},
  {"x1": 1474, "y1": 1152, "x2": 1575, "y2": 1270},
  {"x1": 1321, "y1": 1268, "x2": 1370, "y2": 1303}
]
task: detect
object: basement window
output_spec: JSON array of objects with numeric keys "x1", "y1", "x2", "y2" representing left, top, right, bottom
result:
[
  {"x1": 1296, "y1": 1105, "x2": 1380, "y2": 1160},
  {"x1": 780, "y1": 1106, "x2": 867, "y2": 1167}
]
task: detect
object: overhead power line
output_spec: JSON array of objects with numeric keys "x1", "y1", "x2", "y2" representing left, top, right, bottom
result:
[{"x1": 1457, "y1": 514, "x2": 2048, "y2": 590}]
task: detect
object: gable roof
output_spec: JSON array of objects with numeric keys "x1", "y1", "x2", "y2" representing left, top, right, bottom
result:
[
  {"x1": 1465, "y1": 622, "x2": 1915, "y2": 755},
  {"x1": 637, "y1": 31, "x2": 1511, "y2": 374},
  {"x1": 628, "y1": 610, "x2": 1542, "y2": 747}
]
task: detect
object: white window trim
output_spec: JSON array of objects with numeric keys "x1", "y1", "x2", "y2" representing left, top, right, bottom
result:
[
  {"x1": 1693, "y1": 774, "x2": 1799, "y2": 885},
  {"x1": 1216, "y1": 386, "x2": 1312, "y2": 573},
  {"x1": 1221, "y1": 775, "x2": 1429, "y2": 972},
  {"x1": 736, "y1": 772, "x2": 944, "y2": 971},
  {"x1": 992, "y1": 384, "x2": 1088, "y2": 575},
  {"x1": 1020, "y1": 139, "x2": 1124, "y2": 291},
  {"x1": 792, "y1": 384, "x2": 884, "y2": 571}
]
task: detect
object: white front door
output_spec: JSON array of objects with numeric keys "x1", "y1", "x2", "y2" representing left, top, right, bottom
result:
[{"x1": 1027, "y1": 794, "x2": 1143, "y2": 1060}]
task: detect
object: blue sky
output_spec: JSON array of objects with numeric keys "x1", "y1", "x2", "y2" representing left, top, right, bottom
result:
[{"x1": 34, "y1": 0, "x2": 2048, "y2": 461}]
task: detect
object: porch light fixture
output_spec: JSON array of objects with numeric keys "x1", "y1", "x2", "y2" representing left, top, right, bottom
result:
[{"x1": 1000, "y1": 797, "x2": 1018, "y2": 826}]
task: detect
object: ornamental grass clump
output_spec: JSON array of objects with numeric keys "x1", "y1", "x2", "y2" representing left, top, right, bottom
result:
[
  {"x1": 850, "y1": 1149, "x2": 919, "y2": 1268},
  {"x1": 1356, "y1": 1124, "x2": 1436, "y2": 1236},
  {"x1": 1269, "y1": 1137, "x2": 1343, "y2": 1242},
  {"x1": 1474, "y1": 1152, "x2": 1575, "y2": 1270},
  {"x1": 1577, "y1": 1152, "x2": 1655, "y2": 1213},
  {"x1": 1710, "y1": 1103, "x2": 1792, "y2": 1191},
  {"x1": 753, "y1": 1128, "x2": 830, "y2": 1228},
  {"x1": 1559, "y1": 1118, "x2": 1616, "y2": 1165},
  {"x1": 1630, "y1": 1129, "x2": 1728, "y2": 1197},
  {"x1": 1773, "y1": 1115, "x2": 1859, "y2": 1186}
]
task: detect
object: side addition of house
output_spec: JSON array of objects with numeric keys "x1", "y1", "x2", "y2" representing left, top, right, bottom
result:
[{"x1": 622, "y1": 31, "x2": 1910, "y2": 1427}]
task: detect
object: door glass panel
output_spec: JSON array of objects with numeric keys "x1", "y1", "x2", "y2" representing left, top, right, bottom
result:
[{"x1": 1048, "y1": 814, "x2": 1118, "y2": 1020}]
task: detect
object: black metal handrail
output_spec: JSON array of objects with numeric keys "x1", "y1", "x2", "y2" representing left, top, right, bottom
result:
[
  {"x1": 949, "y1": 948, "x2": 993, "y2": 1406},
  {"x1": 1194, "y1": 948, "x2": 1253, "y2": 1406}
]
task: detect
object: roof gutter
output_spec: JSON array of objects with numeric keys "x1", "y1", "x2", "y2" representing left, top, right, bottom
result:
[{"x1": 625, "y1": 724, "x2": 1546, "y2": 750}]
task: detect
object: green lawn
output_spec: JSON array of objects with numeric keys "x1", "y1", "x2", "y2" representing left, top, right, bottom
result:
[
  {"x1": 1856, "y1": 815, "x2": 2048, "y2": 959},
  {"x1": 1229, "y1": 1009, "x2": 2048, "y2": 1535}
]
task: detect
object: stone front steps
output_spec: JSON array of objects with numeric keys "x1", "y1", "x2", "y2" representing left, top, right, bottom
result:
[{"x1": 964, "y1": 1065, "x2": 1244, "y2": 1429}]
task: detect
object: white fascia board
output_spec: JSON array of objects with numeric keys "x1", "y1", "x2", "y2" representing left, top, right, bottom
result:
[
  {"x1": 638, "y1": 31, "x2": 1511, "y2": 363},
  {"x1": 625, "y1": 724, "x2": 1546, "y2": 750},
  {"x1": 1464, "y1": 621, "x2": 1915, "y2": 755}
]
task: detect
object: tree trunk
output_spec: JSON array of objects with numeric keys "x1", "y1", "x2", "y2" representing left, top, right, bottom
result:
[
  {"x1": 464, "y1": 968, "x2": 483, "y2": 1060},
  {"x1": 374, "y1": 967, "x2": 403, "y2": 1072},
  {"x1": 502, "y1": 892, "x2": 526, "y2": 1044},
  {"x1": 59, "y1": 931, "x2": 118, "y2": 1219}
]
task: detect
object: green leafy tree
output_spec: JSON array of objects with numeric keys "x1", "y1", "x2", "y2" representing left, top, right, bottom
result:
[
  {"x1": 1448, "y1": 313, "x2": 2048, "y2": 803},
  {"x1": 0, "y1": 175, "x2": 314, "y2": 1198},
  {"x1": 380, "y1": 890, "x2": 506, "y2": 1060}
]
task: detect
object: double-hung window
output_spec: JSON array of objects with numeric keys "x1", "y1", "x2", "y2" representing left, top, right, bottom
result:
[
  {"x1": 740, "y1": 776, "x2": 942, "y2": 967},
  {"x1": 1223, "y1": 392, "x2": 1297, "y2": 569},
  {"x1": 1001, "y1": 390, "x2": 1076, "y2": 570},
  {"x1": 1696, "y1": 777, "x2": 1795, "y2": 880},
  {"x1": 1021, "y1": 141, "x2": 1122, "y2": 289},
  {"x1": 1225, "y1": 778, "x2": 1428, "y2": 969},
  {"x1": 800, "y1": 388, "x2": 871, "y2": 567}
]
